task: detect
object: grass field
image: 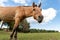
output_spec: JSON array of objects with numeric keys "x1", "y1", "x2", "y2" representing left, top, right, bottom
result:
[{"x1": 0, "y1": 31, "x2": 60, "y2": 40}]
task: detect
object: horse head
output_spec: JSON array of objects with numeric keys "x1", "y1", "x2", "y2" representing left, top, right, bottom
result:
[{"x1": 32, "y1": 2, "x2": 43, "y2": 23}]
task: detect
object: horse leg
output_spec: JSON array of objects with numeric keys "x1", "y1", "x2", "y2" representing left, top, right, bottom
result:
[
  {"x1": 0, "y1": 21, "x2": 4, "y2": 29},
  {"x1": 10, "y1": 28, "x2": 15, "y2": 40},
  {"x1": 10, "y1": 18, "x2": 20, "y2": 40},
  {"x1": 14, "y1": 25, "x2": 19, "y2": 40}
]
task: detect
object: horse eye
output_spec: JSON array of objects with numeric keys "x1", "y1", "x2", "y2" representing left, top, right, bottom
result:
[{"x1": 33, "y1": 9, "x2": 35, "y2": 11}]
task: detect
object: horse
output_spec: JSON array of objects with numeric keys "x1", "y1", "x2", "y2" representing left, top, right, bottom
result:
[{"x1": 0, "y1": 2, "x2": 43, "y2": 40}]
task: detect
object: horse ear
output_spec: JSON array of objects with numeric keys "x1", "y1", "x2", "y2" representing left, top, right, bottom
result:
[
  {"x1": 32, "y1": 2, "x2": 37, "y2": 7},
  {"x1": 38, "y1": 3, "x2": 41, "y2": 7}
]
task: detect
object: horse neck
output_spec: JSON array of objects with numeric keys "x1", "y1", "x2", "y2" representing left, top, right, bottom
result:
[{"x1": 24, "y1": 6, "x2": 33, "y2": 17}]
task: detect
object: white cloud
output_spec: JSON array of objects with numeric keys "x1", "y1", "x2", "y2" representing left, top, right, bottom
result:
[
  {"x1": 42, "y1": 8, "x2": 56, "y2": 23},
  {"x1": 38, "y1": 0, "x2": 47, "y2": 3},
  {"x1": 12, "y1": 0, "x2": 31, "y2": 6},
  {"x1": 26, "y1": 17, "x2": 37, "y2": 23},
  {"x1": 0, "y1": 0, "x2": 30, "y2": 6},
  {"x1": 26, "y1": 8, "x2": 57, "y2": 23},
  {"x1": 0, "y1": 0, "x2": 8, "y2": 6},
  {"x1": 12, "y1": 0, "x2": 26, "y2": 4},
  {"x1": 0, "y1": 0, "x2": 8, "y2": 3},
  {"x1": 38, "y1": 0, "x2": 42, "y2": 3}
]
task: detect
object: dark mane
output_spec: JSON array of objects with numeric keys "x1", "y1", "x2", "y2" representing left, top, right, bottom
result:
[{"x1": 18, "y1": 6, "x2": 32, "y2": 7}]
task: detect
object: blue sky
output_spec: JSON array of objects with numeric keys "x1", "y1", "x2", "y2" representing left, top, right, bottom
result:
[
  {"x1": 41, "y1": 0, "x2": 60, "y2": 31},
  {"x1": 0, "y1": 0, "x2": 60, "y2": 32}
]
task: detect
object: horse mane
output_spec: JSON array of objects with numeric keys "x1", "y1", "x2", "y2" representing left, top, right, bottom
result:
[{"x1": 18, "y1": 5, "x2": 37, "y2": 7}]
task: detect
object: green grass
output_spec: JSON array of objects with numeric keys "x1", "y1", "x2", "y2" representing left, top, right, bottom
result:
[{"x1": 0, "y1": 31, "x2": 60, "y2": 40}]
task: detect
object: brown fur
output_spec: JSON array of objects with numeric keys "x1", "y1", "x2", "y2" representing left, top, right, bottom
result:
[{"x1": 0, "y1": 2, "x2": 43, "y2": 40}]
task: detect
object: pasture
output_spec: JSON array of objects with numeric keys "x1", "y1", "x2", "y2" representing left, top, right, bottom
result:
[{"x1": 0, "y1": 31, "x2": 60, "y2": 40}]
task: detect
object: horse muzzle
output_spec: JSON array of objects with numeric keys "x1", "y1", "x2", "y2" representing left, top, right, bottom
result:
[{"x1": 38, "y1": 16, "x2": 43, "y2": 23}]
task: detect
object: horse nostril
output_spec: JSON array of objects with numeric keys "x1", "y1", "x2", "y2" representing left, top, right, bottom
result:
[
  {"x1": 38, "y1": 16, "x2": 43, "y2": 21},
  {"x1": 38, "y1": 16, "x2": 43, "y2": 18},
  {"x1": 38, "y1": 16, "x2": 43, "y2": 23},
  {"x1": 38, "y1": 16, "x2": 41, "y2": 18}
]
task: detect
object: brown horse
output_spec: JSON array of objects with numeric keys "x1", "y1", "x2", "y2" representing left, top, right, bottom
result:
[{"x1": 0, "y1": 2, "x2": 43, "y2": 40}]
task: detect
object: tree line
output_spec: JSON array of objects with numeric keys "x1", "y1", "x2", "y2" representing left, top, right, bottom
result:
[
  {"x1": 0, "y1": 19, "x2": 59, "y2": 33},
  {"x1": 29, "y1": 29, "x2": 58, "y2": 33}
]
